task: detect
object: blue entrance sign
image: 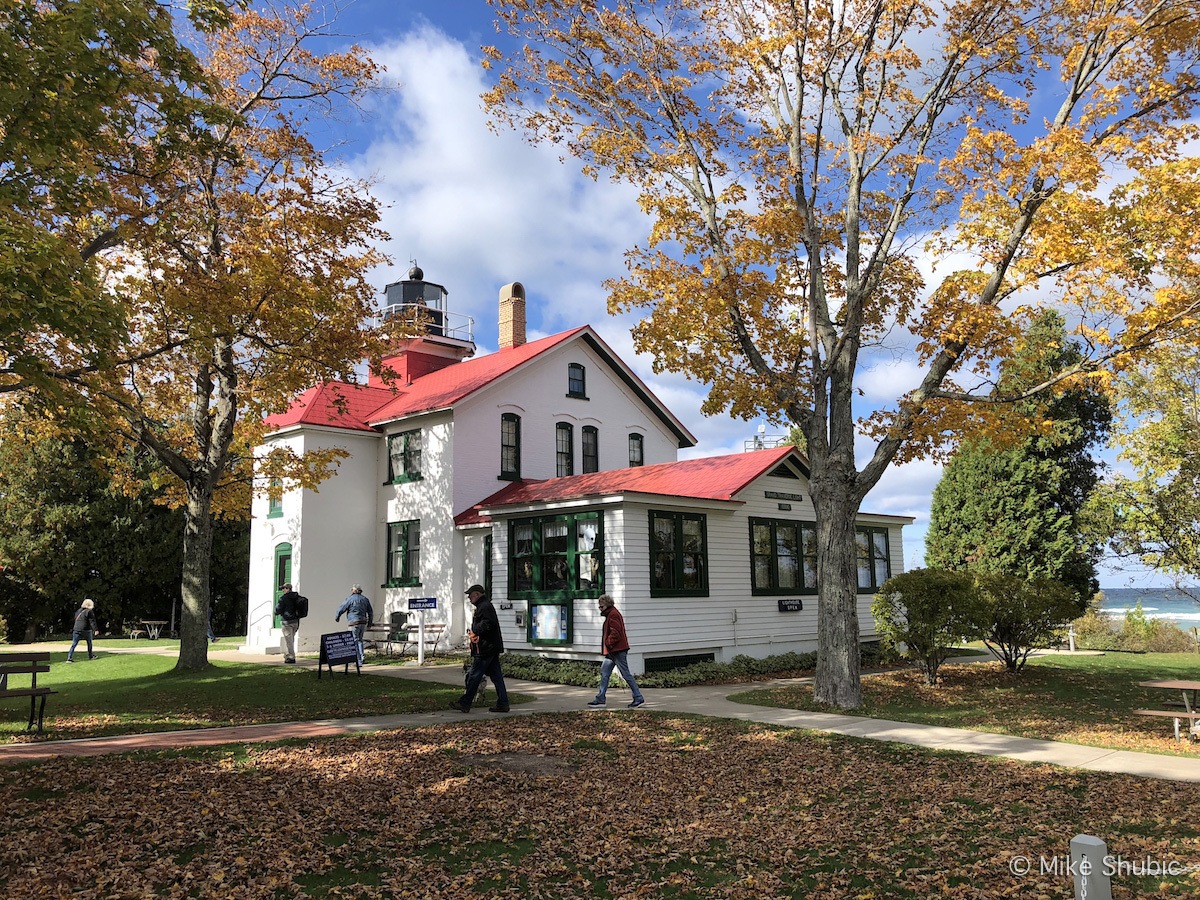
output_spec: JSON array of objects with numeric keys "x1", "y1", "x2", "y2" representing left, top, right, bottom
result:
[{"x1": 408, "y1": 597, "x2": 437, "y2": 610}]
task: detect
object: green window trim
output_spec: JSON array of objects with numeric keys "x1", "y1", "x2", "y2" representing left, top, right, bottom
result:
[
  {"x1": 749, "y1": 517, "x2": 818, "y2": 596},
  {"x1": 582, "y1": 425, "x2": 599, "y2": 474},
  {"x1": 509, "y1": 512, "x2": 603, "y2": 601},
  {"x1": 856, "y1": 526, "x2": 892, "y2": 592},
  {"x1": 272, "y1": 542, "x2": 292, "y2": 628},
  {"x1": 267, "y1": 477, "x2": 283, "y2": 518},
  {"x1": 386, "y1": 519, "x2": 421, "y2": 587},
  {"x1": 567, "y1": 362, "x2": 587, "y2": 399},
  {"x1": 649, "y1": 509, "x2": 709, "y2": 597},
  {"x1": 500, "y1": 413, "x2": 521, "y2": 480},
  {"x1": 387, "y1": 429, "x2": 423, "y2": 484},
  {"x1": 555, "y1": 422, "x2": 574, "y2": 477}
]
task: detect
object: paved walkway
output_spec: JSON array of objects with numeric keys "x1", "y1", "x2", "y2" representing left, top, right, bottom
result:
[{"x1": 3, "y1": 645, "x2": 1199, "y2": 782}]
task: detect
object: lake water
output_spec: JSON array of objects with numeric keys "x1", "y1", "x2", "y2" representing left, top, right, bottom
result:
[{"x1": 1099, "y1": 587, "x2": 1200, "y2": 627}]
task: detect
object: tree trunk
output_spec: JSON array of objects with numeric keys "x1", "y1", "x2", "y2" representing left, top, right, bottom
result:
[
  {"x1": 810, "y1": 463, "x2": 863, "y2": 708},
  {"x1": 176, "y1": 485, "x2": 214, "y2": 670}
]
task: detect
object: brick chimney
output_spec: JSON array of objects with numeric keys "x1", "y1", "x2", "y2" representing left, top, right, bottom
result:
[{"x1": 499, "y1": 282, "x2": 526, "y2": 349}]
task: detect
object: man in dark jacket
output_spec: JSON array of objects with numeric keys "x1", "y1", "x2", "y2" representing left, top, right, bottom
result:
[
  {"x1": 67, "y1": 599, "x2": 98, "y2": 662},
  {"x1": 275, "y1": 583, "x2": 302, "y2": 664},
  {"x1": 587, "y1": 594, "x2": 645, "y2": 708},
  {"x1": 450, "y1": 585, "x2": 509, "y2": 713}
]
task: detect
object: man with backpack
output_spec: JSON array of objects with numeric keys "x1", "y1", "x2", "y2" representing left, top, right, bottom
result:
[
  {"x1": 335, "y1": 584, "x2": 374, "y2": 667},
  {"x1": 275, "y1": 583, "x2": 305, "y2": 664}
]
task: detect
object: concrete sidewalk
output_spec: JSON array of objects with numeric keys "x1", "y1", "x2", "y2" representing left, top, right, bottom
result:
[{"x1": 3, "y1": 644, "x2": 1199, "y2": 783}]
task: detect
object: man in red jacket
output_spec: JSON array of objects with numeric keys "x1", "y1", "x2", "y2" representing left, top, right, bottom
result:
[{"x1": 587, "y1": 594, "x2": 646, "y2": 709}]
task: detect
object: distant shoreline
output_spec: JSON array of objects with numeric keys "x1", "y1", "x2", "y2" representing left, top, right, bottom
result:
[{"x1": 1098, "y1": 587, "x2": 1199, "y2": 625}]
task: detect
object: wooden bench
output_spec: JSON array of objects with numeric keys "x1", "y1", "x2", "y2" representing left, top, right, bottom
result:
[
  {"x1": 398, "y1": 623, "x2": 447, "y2": 657},
  {"x1": 1134, "y1": 709, "x2": 1200, "y2": 743},
  {"x1": 0, "y1": 651, "x2": 56, "y2": 733}
]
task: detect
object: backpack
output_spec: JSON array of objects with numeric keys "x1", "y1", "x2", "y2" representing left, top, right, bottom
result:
[{"x1": 295, "y1": 595, "x2": 309, "y2": 619}]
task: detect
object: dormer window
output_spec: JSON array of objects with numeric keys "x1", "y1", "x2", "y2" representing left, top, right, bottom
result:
[
  {"x1": 567, "y1": 363, "x2": 587, "y2": 399},
  {"x1": 387, "y1": 429, "x2": 423, "y2": 483}
]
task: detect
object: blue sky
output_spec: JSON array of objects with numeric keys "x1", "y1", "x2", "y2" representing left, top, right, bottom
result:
[{"x1": 305, "y1": 1, "x2": 1173, "y2": 590}]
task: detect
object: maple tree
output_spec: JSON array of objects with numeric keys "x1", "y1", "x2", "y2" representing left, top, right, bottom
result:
[
  {"x1": 1089, "y1": 336, "x2": 1200, "y2": 597},
  {"x1": 0, "y1": 0, "x2": 231, "y2": 396},
  {"x1": 484, "y1": 0, "x2": 1200, "y2": 706},
  {"x1": 51, "y1": 3, "x2": 396, "y2": 669}
]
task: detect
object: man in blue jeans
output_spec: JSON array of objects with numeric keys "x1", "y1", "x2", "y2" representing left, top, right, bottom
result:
[
  {"x1": 588, "y1": 594, "x2": 645, "y2": 708},
  {"x1": 450, "y1": 585, "x2": 509, "y2": 713},
  {"x1": 335, "y1": 585, "x2": 374, "y2": 666}
]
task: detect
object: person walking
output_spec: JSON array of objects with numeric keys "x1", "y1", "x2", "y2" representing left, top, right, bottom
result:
[
  {"x1": 450, "y1": 585, "x2": 509, "y2": 713},
  {"x1": 588, "y1": 594, "x2": 646, "y2": 708},
  {"x1": 275, "y1": 584, "x2": 302, "y2": 664},
  {"x1": 335, "y1": 585, "x2": 374, "y2": 667},
  {"x1": 67, "y1": 599, "x2": 98, "y2": 662}
]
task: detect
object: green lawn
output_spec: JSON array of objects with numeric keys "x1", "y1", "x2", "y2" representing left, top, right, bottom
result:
[
  {"x1": 731, "y1": 651, "x2": 1200, "y2": 755},
  {"x1": 0, "y1": 648, "x2": 468, "y2": 742}
]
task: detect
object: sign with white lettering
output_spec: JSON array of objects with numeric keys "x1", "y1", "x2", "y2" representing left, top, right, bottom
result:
[
  {"x1": 408, "y1": 597, "x2": 437, "y2": 610},
  {"x1": 765, "y1": 490, "x2": 804, "y2": 502},
  {"x1": 318, "y1": 631, "x2": 360, "y2": 678},
  {"x1": 777, "y1": 598, "x2": 804, "y2": 613}
]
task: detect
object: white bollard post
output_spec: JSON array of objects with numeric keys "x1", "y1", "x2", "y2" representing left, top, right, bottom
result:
[
  {"x1": 1069, "y1": 624, "x2": 1076, "y2": 652},
  {"x1": 1071, "y1": 834, "x2": 1112, "y2": 900},
  {"x1": 417, "y1": 613, "x2": 426, "y2": 666}
]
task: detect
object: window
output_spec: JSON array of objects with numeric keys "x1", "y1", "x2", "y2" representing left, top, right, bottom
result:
[
  {"x1": 510, "y1": 512, "x2": 603, "y2": 644},
  {"x1": 387, "y1": 430, "x2": 422, "y2": 483},
  {"x1": 628, "y1": 433, "x2": 644, "y2": 467},
  {"x1": 856, "y1": 526, "x2": 891, "y2": 592},
  {"x1": 387, "y1": 520, "x2": 421, "y2": 587},
  {"x1": 567, "y1": 362, "x2": 587, "y2": 398},
  {"x1": 750, "y1": 518, "x2": 818, "y2": 595},
  {"x1": 268, "y1": 477, "x2": 283, "y2": 518},
  {"x1": 500, "y1": 413, "x2": 521, "y2": 480},
  {"x1": 555, "y1": 422, "x2": 574, "y2": 477},
  {"x1": 582, "y1": 425, "x2": 599, "y2": 473},
  {"x1": 650, "y1": 510, "x2": 708, "y2": 596}
]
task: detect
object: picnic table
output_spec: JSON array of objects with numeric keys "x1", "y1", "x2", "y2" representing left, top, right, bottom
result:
[
  {"x1": 141, "y1": 620, "x2": 168, "y2": 640},
  {"x1": 1136, "y1": 680, "x2": 1200, "y2": 743}
]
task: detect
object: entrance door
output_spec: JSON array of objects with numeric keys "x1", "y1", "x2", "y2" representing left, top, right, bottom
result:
[{"x1": 273, "y1": 543, "x2": 292, "y2": 628}]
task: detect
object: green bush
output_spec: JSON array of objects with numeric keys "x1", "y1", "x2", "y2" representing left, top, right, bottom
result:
[
  {"x1": 501, "y1": 649, "x2": 839, "y2": 689},
  {"x1": 1070, "y1": 601, "x2": 1199, "y2": 653},
  {"x1": 975, "y1": 574, "x2": 1079, "y2": 672},
  {"x1": 0, "y1": 613, "x2": 7, "y2": 644},
  {"x1": 872, "y1": 569, "x2": 978, "y2": 685},
  {"x1": 1070, "y1": 606, "x2": 1122, "y2": 651}
]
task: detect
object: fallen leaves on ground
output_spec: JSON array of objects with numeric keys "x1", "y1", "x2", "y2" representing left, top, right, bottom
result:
[
  {"x1": 748, "y1": 662, "x2": 1200, "y2": 757},
  {"x1": 1, "y1": 714, "x2": 1198, "y2": 898}
]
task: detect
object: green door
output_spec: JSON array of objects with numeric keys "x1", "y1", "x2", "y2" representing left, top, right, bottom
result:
[{"x1": 273, "y1": 543, "x2": 293, "y2": 628}]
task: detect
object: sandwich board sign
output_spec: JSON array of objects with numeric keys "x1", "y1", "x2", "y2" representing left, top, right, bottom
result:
[{"x1": 318, "y1": 631, "x2": 360, "y2": 678}]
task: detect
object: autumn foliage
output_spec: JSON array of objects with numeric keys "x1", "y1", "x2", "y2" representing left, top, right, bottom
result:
[{"x1": 484, "y1": 0, "x2": 1200, "y2": 707}]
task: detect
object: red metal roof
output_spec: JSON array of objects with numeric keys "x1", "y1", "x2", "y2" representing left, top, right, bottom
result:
[
  {"x1": 262, "y1": 329, "x2": 586, "y2": 433},
  {"x1": 455, "y1": 445, "x2": 801, "y2": 525},
  {"x1": 262, "y1": 382, "x2": 395, "y2": 433}
]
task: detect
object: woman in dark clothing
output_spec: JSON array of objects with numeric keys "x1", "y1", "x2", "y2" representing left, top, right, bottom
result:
[{"x1": 67, "y1": 599, "x2": 98, "y2": 662}]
